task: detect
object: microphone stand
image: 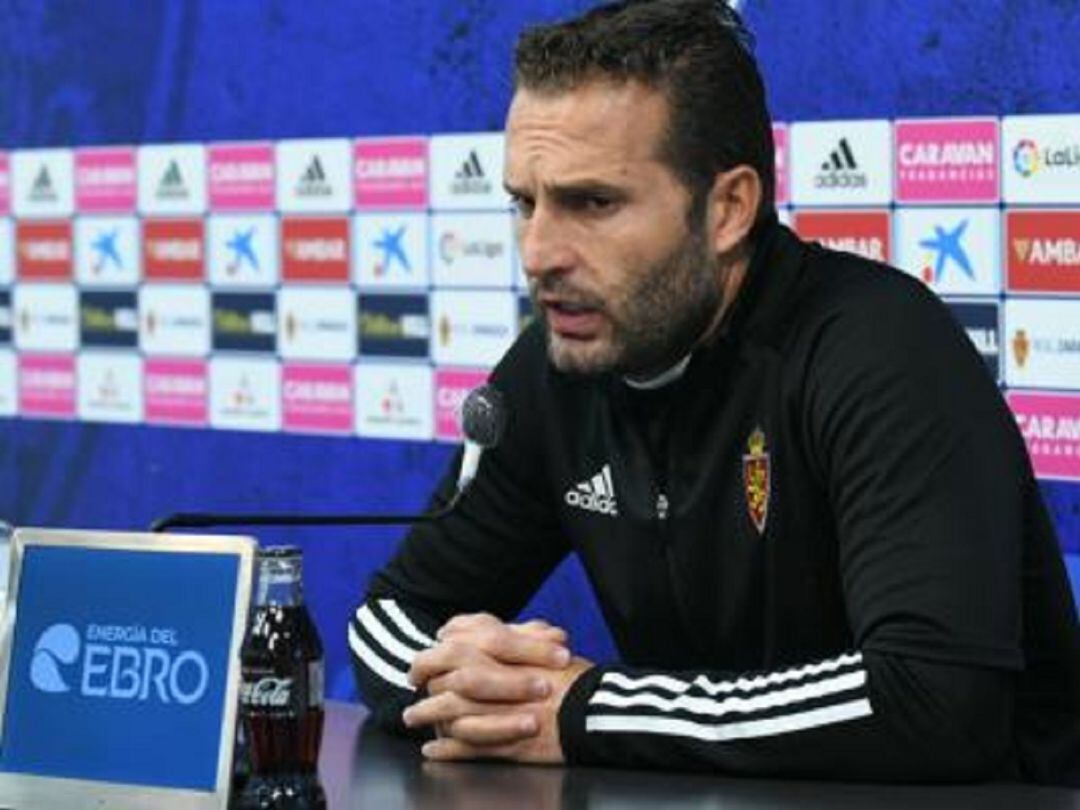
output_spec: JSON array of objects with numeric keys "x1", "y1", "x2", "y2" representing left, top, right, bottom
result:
[
  {"x1": 151, "y1": 383, "x2": 502, "y2": 535},
  {"x1": 150, "y1": 491, "x2": 463, "y2": 533}
]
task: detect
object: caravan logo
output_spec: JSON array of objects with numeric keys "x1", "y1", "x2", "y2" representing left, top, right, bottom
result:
[
  {"x1": 30, "y1": 621, "x2": 210, "y2": 705},
  {"x1": 565, "y1": 465, "x2": 619, "y2": 516},
  {"x1": 354, "y1": 138, "x2": 428, "y2": 209},
  {"x1": 895, "y1": 119, "x2": 998, "y2": 202}
]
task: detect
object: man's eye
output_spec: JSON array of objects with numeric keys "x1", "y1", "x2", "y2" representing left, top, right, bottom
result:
[
  {"x1": 569, "y1": 194, "x2": 616, "y2": 213},
  {"x1": 510, "y1": 195, "x2": 535, "y2": 218}
]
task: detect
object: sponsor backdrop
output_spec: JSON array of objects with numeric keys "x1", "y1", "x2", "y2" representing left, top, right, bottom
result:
[{"x1": 0, "y1": 2, "x2": 1077, "y2": 702}]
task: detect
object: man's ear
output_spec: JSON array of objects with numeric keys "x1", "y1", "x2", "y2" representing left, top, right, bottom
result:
[{"x1": 706, "y1": 165, "x2": 762, "y2": 256}]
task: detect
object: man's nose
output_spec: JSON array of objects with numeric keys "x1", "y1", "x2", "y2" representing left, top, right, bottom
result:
[{"x1": 519, "y1": 208, "x2": 574, "y2": 281}]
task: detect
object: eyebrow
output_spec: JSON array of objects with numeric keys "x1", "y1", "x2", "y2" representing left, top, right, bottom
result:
[{"x1": 503, "y1": 179, "x2": 628, "y2": 199}]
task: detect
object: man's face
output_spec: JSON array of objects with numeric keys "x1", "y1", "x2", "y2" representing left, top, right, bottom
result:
[{"x1": 505, "y1": 80, "x2": 722, "y2": 378}]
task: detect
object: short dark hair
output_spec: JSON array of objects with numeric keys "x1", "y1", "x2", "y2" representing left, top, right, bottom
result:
[{"x1": 514, "y1": 0, "x2": 775, "y2": 228}]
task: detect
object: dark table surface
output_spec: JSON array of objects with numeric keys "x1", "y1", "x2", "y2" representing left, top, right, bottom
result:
[{"x1": 318, "y1": 701, "x2": 1080, "y2": 809}]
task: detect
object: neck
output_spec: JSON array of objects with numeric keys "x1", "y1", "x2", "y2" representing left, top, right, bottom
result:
[
  {"x1": 623, "y1": 353, "x2": 692, "y2": 390},
  {"x1": 699, "y1": 247, "x2": 752, "y2": 347},
  {"x1": 622, "y1": 238, "x2": 755, "y2": 388}
]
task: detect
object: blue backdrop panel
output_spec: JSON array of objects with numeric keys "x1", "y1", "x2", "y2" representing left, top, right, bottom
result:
[{"x1": 1, "y1": 1, "x2": 1078, "y2": 701}]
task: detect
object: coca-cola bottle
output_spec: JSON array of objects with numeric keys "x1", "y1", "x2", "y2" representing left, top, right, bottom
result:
[{"x1": 235, "y1": 546, "x2": 326, "y2": 809}]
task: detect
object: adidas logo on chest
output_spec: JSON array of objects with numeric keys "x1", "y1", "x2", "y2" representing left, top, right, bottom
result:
[{"x1": 565, "y1": 464, "x2": 619, "y2": 516}]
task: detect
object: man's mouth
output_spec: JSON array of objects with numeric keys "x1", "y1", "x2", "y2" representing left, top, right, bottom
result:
[{"x1": 542, "y1": 298, "x2": 604, "y2": 339}]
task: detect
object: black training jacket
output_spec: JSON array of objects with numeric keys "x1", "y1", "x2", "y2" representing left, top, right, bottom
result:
[{"x1": 349, "y1": 221, "x2": 1080, "y2": 784}]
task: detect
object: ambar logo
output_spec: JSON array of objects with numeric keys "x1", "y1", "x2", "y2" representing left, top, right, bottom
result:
[
  {"x1": 793, "y1": 211, "x2": 890, "y2": 263},
  {"x1": 1013, "y1": 239, "x2": 1080, "y2": 265},
  {"x1": 282, "y1": 217, "x2": 349, "y2": 281},
  {"x1": 1007, "y1": 211, "x2": 1080, "y2": 294},
  {"x1": 17, "y1": 220, "x2": 73, "y2": 280},
  {"x1": 143, "y1": 219, "x2": 204, "y2": 281}
]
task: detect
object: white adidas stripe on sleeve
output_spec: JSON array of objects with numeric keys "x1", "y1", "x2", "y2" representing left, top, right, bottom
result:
[
  {"x1": 598, "y1": 651, "x2": 864, "y2": 696},
  {"x1": 356, "y1": 604, "x2": 424, "y2": 665},
  {"x1": 379, "y1": 598, "x2": 436, "y2": 648},
  {"x1": 589, "y1": 669, "x2": 867, "y2": 718},
  {"x1": 586, "y1": 699, "x2": 873, "y2": 742},
  {"x1": 350, "y1": 598, "x2": 437, "y2": 693},
  {"x1": 585, "y1": 652, "x2": 872, "y2": 743},
  {"x1": 348, "y1": 622, "x2": 415, "y2": 692}
]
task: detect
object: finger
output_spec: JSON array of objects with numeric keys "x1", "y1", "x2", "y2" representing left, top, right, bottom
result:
[
  {"x1": 408, "y1": 640, "x2": 480, "y2": 688},
  {"x1": 402, "y1": 691, "x2": 468, "y2": 729},
  {"x1": 422, "y1": 737, "x2": 511, "y2": 762},
  {"x1": 437, "y1": 612, "x2": 500, "y2": 639},
  {"x1": 429, "y1": 625, "x2": 569, "y2": 670},
  {"x1": 511, "y1": 621, "x2": 568, "y2": 643},
  {"x1": 446, "y1": 712, "x2": 538, "y2": 746},
  {"x1": 481, "y1": 631, "x2": 571, "y2": 669},
  {"x1": 427, "y1": 666, "x2": 551, "y2": 702}
]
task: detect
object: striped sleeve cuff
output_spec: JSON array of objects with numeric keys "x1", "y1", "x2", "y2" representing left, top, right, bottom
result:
[
  {"x1": 348, "y1": 597, "x2": 437, "y2": 694},
  {"x1": 559, "y1": 652, "x2": 874, "y2": 766}
]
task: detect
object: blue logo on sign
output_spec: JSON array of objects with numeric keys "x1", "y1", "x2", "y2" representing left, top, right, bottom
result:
[
  {"x1": 226, "y1": 227, "x2": 260, "y2": 275},
  {"x1": 30, "y1": 623, "x2": 80, "y2": 694},
  {"x1": 91, "y1": 229, "x2": 124, "y2": 274},
  {"x1": 919, "y1": 219, "x2": 974, "y2": 282},
  {"x1": 1, "y1": 546, "x2": 239, "y2": 791},
  {"x1": 373, "y1": 226, "x2": 411, "y2": 276}
]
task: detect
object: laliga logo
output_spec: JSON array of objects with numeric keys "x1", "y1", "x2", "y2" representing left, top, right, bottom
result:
[
  {"x1": 1013, "y1": 140, "x2": 1040, "y2": 177},
  {"x1": 439, "y1": 232, "x2": 462, "y2": 265},
  {"x1": 30, "y1": 623, "x2": 210, "y2": 705}
]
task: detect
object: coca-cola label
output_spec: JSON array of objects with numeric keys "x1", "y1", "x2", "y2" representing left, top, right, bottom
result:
[{"x1": 240, "y1": 676, "x2": 293, "y2": 708}]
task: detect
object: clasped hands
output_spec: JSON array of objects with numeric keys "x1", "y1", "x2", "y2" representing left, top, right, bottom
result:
[{"x1": 401, "y1": 613, "x2": 592, "y2": 763}]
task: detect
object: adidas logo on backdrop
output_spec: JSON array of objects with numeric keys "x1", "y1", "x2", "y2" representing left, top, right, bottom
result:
[
  {"x1": 296, "y1": 156, "x2": 332, "y2": 197},
  {"x1": 565, "y1": 464, "x2": 619, "y2": 516},
  {"x1": 450, "y1": 150, "x2": 492, "y2": 196},
  {"x1": 156, "y1": 160, "x2": 189, "y2": 200},
  {"x1": 814, "y1": 138, "x2": 868, "y2": 189},
  {"x1": 30, "y1": 166, "x2": 57, "y2": 202}
]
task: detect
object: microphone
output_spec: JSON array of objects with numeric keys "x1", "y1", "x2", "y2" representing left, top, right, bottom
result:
[
  {"x1": 456, "y1": 384, "x2": 507, "y2": 494},
  {"x1": 151, "y1": 383, "x2": 507, "y2": 533}
]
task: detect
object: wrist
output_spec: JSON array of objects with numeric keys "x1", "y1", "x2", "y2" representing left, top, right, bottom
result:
[{"x1": 556, "y1": 663, "x2": 606, "y2": 765}]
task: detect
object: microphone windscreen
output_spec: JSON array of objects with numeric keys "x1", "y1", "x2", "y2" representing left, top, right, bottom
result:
[{"x1": 461, "y1": 385, "x2": 507, "y2": 448}]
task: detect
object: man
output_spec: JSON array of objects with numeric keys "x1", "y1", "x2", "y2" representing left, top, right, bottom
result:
[{"x1": 350, "y1": 0, "x2": 1080, "y2": 783}]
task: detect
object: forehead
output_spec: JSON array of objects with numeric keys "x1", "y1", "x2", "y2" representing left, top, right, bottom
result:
[{"x1": 505, "y1": 81, "x2": 671, "y2": 182}]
